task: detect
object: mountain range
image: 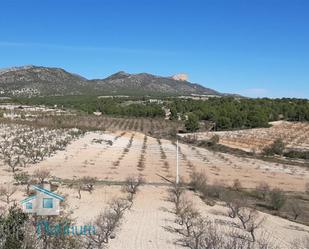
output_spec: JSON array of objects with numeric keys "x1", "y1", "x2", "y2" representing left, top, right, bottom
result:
[{"x1": 0, "y1": 65, "x2": 226, "y2": 97}]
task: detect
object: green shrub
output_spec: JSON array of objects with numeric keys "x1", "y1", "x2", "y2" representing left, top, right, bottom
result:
[
  {"x1": 208, "y1": 135, "x2": 220, "y2": 146},
  {"x1": 185, "y1": 113, "x2": 199, "y2": 132},
  {"x1": 269, "y1": 188, "x2": 286, "y2": 211},
  {"x1": 284, "y1": 150, "x2": 309, "y2": 160},
  {"x1": 202, "y1": 183, "x2": 224, "y2": 199},
  {"x1": 263, "y1": 139, "x2": 285, "y2": 156}
]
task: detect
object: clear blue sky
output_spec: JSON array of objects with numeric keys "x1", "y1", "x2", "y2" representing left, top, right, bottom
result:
[{"x1": 0, "y1": 0, "x2": 308, "y2": 98}]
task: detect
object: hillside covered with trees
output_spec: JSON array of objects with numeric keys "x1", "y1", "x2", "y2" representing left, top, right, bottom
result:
[
  {"x1": 169, "y1": 98, "x2": 309, "y2": 130},
  {"x1": 11, "y1": 96, "x2": 309, "y2": 131}
]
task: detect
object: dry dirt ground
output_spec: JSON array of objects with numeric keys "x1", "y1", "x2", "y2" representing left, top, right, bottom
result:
[
  {"x1": 7, "y1": 130, "x2": 307, "y2": 192},
  {"x1": 1, "y1": 128, "x2": 309, "y2": 248},
  {"x1": 106, "y1": 186, "x2": 309, "y2": 249},
  {"x1": 3, "y1": 185, "x2": 309, "y2": 249}
]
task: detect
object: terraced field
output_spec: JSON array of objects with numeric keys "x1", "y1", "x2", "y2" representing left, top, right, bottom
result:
[{"x1": 182, "y1": 121, "x2": 309, "y2": 153}]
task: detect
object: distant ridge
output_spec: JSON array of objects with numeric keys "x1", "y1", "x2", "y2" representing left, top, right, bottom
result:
[{"x1": 0, "y1": 65, "x2": 229, "y2": 97}]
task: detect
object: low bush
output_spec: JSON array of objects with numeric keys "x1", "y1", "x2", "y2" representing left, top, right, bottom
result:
[
  {"x1": 232, "y1": 179, "x2": 242, "y2": 191},
  {"x1": 269, "y1": 188, "x2": 286, "y2": 211},
  {"x1": 255, "y1": 182, "x2": 270, "y2": 200},
  {"x1": 189, "y1": 171, "x2": 207, "y2": 193},
  {"x1": 263, "y1": 138, "x2": 285, "y2": 156},
  {"x1": 284, "y1": 150, "x2": 309, "y2": 160}
]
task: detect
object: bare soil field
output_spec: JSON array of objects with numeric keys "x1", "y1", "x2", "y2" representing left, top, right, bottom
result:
[
  {"x1": 2, "y1": 184, "x2": 309, "y2": 248},
  {"x1": 4, "y1": 129, "x2": 305, "y2": 192},
  {"x1": 1, "y1": 123, "x2": 309, "y2": 248},
  {"x1": 110, "y1": 186, "x2": 309, "y2": 249},
  {"x1": 181, "y1": 121, "x2": 309, "y2": 153}
]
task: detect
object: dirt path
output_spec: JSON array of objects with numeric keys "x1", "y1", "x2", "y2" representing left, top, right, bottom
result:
[{"x1": 108, "y1": 186, "x2": 180, "y2": 249}]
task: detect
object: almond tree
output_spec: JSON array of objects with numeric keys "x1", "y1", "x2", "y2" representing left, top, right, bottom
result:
[
  {"x1": 33, "y1": 169, "x2": 51, "y2": 184},
  {"x1": 122, "y1": 176, "x2": 144, "y2": 202},
  {"x1": 255, "y1": 182, "x2": 270, "y2": 200},
  {"x1": 3, "y1": 153, "x2": 24, "y2": 173},
  {"x1": 0, "y1": 184, "x2": 17, "y2": 204},
  {"x1": 287, "y1": 200, "x2": 302, "y2": 220},
  {"x1": 86, "y1": 198, "x2": 129, "y2": 249},
  {"x1": 71, "y1": 176, "x2": 96, "y2": 199},
  {"x1": 223, "y1": 194, "x2": 246, "y2": 219},
  {"x1": 168, "y1": 182, "x2": 185, "y2": 215},
  {"x1": 169, "y1": 191, "x2": 278, "y2": 249},
  {"x1": 236, "y1": 207, "x2": 264, "y2": 242}
]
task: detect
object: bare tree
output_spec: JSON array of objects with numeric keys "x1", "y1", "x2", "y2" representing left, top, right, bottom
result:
[
  {"x1": 236, "y1": 207, "x2": 264, "y2": 242},
  {"x1": 287, "y1": 200, "x2": 302, "y2": 220},
  {"x1": 0, "y1": 126, "x2": 82, "y2": 172},
  {"x1": 71, "y1": 176, "x2": 96, "y2": 199},
  {"x1": 122, "y1": 176, "x2": 144, "y2": 202},
  {"x1": 176, "y1": 199, "x2": 200, "y2": 233},
  {"x1": 232, "y1": 179, "x2": 242, "y2": 191},
  {"x1": 168, "y1": 189, "x2": 278, "y2": 249},
  {"x1": 33, "y1": 169, "x2": 51, "y2": 184},
  {"x1": 86, "y1": 198, "x2": 128, "y2": 249},
  {"x1": 189, "y1": 171, "x2": 207, "y2": 192},
  {"x1": 4, "y1": 154, "x2": 24, "y2": 173},
  {"x1": 88, "y1": 211, "x2": 119, "y2": 247},
  {"x1": 228, "y1": 229, "x2": 280, "y2": 249},
  {"x1": 0, "y1": 184, "x2": 17, "y2": 204},
  {"x1": 255, "y1": 182, "x2": 270, "y2": 200},
  {"x1": 223, "y1": 193, "x2": 247, "y2": 219},
  {"x1": 70, "y1": 176, "x2": 97, "y2": 199},
  {"x1": 223, "y1": 192, "x2": 264, "y2": 242},
  {"x1": 168, "y1": 182, "x2": 186, "y2": 214},
  {"x1": 222, "y1": 191, "x2": 265, "y2": 243},
  {"x1": 80, "y1": 176, "x2": 96, "y2": 193},
  {"x1": 181, "y1": 216, "x2": 212, "y2": 249},
  {"x1": 109, "y1": 198, "x2": 131, "y2": 217},
  {"x1": 0, "y1": 133, "x2": 26, "y2": 172}
]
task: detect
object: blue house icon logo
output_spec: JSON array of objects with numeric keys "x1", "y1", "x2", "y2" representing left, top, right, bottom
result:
[{"x1": 20, "y1": 184, "x2": 64, "y2": 216}]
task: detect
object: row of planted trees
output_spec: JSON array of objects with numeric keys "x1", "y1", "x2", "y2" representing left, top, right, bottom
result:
[
  {"x1": 166, "y1": 171, "x2": 309, "y2": 249},
  {"x1": 0, "y1": 124, "x2": 83, "y2": 172}
]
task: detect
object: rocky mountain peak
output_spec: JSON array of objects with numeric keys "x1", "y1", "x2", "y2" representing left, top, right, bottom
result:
[{"x1": 0, "y1": 65, "x2": 225, "y2": 97}]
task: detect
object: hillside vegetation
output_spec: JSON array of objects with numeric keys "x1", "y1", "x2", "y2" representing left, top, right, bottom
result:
[{"x1": 13, "y1": 96, "x2": 309, "y2": 131}]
